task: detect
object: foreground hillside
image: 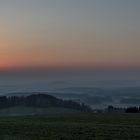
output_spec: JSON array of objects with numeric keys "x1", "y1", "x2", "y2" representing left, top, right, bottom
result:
[{"x1": 0, "y1": 113, "x2": 140, "y2": 140}]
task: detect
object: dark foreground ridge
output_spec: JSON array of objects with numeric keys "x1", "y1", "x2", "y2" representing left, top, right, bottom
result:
[
  {"x1": 0, "y1": 113, "x2": 140, "y2": 139},
  {"x1": 0, "y1": 94, "x2": 92, "y2": 112}
]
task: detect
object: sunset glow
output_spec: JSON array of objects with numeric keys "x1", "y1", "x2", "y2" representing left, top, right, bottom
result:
[{"x1": 0, "y1": 0, "x2": 140, "y2": 71}]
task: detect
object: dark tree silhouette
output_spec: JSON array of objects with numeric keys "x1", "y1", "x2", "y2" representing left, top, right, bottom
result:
[
  {"x1": 126, "y1": 107, "x2": 140, "y2": 113},
  {"x1": 0, "y1": 94, "x2": 92, "y2": 112}
]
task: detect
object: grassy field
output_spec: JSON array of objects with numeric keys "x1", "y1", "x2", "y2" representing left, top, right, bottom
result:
[{"x1": 0, "y1": 113, "x2": 140, "y2": 140}]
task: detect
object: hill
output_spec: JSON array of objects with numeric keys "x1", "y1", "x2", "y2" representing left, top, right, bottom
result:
[
  {"x1": 0, "y1": 113, "x2": 140, "y2": 139},
  {"x1": 0, "y1": 94, "x2": 92, "y2": 115}
]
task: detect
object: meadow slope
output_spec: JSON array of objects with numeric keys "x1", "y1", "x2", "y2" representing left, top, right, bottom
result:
[{"x1": 0, "y1": 113, "x2": 140, "y2": 140}]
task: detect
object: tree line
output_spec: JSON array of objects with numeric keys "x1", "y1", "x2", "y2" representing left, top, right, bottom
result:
[
  {"x1": 0, "y1": 94, "x2": 92, "y2": 112},
  {"x1": 107, "y1": 105, "x2": 140, "y2": 113}
]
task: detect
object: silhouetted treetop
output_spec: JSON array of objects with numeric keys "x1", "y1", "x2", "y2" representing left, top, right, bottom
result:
[{"x1": 0, "y1": 94, "x2": 92, "y2": 112}]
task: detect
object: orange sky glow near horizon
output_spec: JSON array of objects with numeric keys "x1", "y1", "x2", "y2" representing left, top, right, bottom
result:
[{"x1": 0, "y1": 0, "x2": 140, "y2": 72}]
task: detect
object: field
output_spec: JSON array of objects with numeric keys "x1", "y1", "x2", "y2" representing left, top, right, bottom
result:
[{"x1": 0, "y1": 113, "x2": 140, "y2": 140}]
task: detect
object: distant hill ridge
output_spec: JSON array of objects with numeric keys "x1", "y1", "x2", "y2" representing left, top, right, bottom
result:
[{"x1": 0, "y1": 94, "x2": 92, "y2": 112}]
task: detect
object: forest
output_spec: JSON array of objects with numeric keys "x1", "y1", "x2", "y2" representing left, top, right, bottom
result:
[{"x1": 0, "y1": 94, "x2": 92, "y2": 112}]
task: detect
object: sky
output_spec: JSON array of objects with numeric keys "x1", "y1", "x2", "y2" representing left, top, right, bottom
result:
[{"x1": 0, "y1": 0, "x2": 140, "y2": 71}]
